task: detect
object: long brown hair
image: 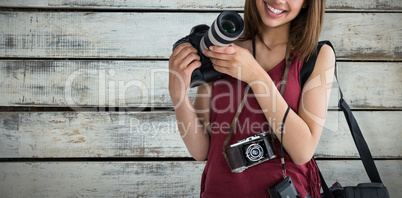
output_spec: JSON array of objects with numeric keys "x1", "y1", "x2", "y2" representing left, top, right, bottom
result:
[{"x1": 242, "y1": 0, "x2": 326, "y2": 61}]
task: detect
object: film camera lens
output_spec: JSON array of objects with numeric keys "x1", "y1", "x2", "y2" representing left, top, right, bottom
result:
[
  {"x1": 199, "y1": 11, "x2": 244, "y2": 53},
  {"x1": 245, "y1": 143, "x2": 264, "y2": 162}
]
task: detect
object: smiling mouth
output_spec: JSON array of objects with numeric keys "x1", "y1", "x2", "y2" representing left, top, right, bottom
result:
[{"x1": 265, "y1": 3, "x2": 285, "y2": 15}]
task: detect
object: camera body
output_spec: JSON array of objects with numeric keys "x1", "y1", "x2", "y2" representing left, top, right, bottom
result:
[
  {"x1": 172, "y1": 11, "x2": 244, "y2": 87},
  {"x1": 225, "y1": 132, "x2": 277, "y2": 173},
  {"x1": 268, "y1": 177, "x2": 300, "y2": 198}
]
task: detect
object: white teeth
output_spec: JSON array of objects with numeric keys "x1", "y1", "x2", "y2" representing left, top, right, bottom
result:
[{"x1": 266, "y1": 3, "x2": 284, "y2": 14}]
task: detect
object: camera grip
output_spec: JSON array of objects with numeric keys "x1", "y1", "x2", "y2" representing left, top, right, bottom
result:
[
  {"x1": 225, "y1": 146, "x2": 246, "y2": 173},
  {"x1": 263, "y1": 138, "x2": 277, "y2": 160}
]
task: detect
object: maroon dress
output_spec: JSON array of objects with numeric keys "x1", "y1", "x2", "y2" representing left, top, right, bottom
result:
[{"x1": 200, "y1": 53, "x2": 321, "y2": 198}]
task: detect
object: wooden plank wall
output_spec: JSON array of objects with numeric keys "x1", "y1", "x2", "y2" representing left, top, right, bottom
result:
[{"x1": 0, "y1": 0, "x2": 401, "y2": 197}]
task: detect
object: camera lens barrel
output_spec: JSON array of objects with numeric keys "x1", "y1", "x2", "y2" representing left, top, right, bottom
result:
[
  {"x1": 245, "y1": 143, "x2": 265, "y2": 162},
  {"x1": 200, "y1": 11, "x2": 244, "y2": 52}
]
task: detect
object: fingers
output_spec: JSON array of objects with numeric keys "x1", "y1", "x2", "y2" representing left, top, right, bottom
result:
[
  {"x1": 176, "y1": 45, "x2": 199, "y2": 61},
  {"x1": 170, "y1": 42, "x2": 201, "y2": 70},
  {"x1": 181, "y1": 51, "x2": 200, "y2": 69},
  {"x1": 210, "y1": 58, "x2": 229, "y2": 68},
  {"x1": 211, "y1": 62, "x2": 229, "y2": 76},
  {"x1": 205, "y1": 44, "x2": 242, "y2": 76},
  {"x1": 202, "y1": 44, "x2": 237, "y2": 62},
  {"x1": 210, "y1": 44, "x2": 237, "y2": 54},
  {"x1": 187, "y1": 58, "x2": 202, "y2": 73},
  {"x1": 171, "y1": 42, "x2": 194, "y2": 57}
]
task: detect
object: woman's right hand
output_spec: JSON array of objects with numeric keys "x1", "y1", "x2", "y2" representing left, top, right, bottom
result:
[{"x1": 168, "y1": 43, "x2": 202, "y2": 105}]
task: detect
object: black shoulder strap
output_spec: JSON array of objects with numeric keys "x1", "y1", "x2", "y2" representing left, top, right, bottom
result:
[
  {"x1": 338, "y1": 90, "x2": 383, "y2": 184},
  {"x1": 300, "y1": 41, "x2": 328, "y2": 89},
  {"x1": 310, "y1": 41, "x2": 384, "y2": 198}
]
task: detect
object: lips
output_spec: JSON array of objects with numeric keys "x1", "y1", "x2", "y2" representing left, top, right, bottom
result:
[
  {"x1": 266, "y1": 3, "x2": 284, "y2": 14},
  {"x1": 264, "y1": 2, "x2": 287, "y2": 18}
]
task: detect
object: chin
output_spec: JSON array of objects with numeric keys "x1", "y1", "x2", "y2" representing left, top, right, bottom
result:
[{"x1": 262, "y1": 20, "x2": 289, "y2": 29}]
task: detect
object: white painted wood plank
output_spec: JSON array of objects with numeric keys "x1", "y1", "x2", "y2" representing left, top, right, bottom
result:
[
  {"x1": 317, "y1": 111, "x2": 402, "y2": 158},
  {"x1": 0, "y1": 111, "x2": 187, "y2": 158},
  {"x1": 0, "y1": 0, "x2": 400, "y2": 11},
  {"x1": 0, "y1": 60, "x2": 181, "y2": 107},
  {"x1": 335, "y1": 62, "x2": 402, "y2": 109},
  {"x1": 0, "y1": 160, "x2": 400, "y2": 197},
  {"x1": 0, "y1": 111, "x2": 400, "y2": 158},
  {"x1": 0, "y1": 12, "x2": 400, "y2": 60},
  {"x1": 0, "y1": 61, "x2": 400, "y2": 108},
  {"x1": 319, "y1": 13, "x2": 401, "y2": 60},
  {"x1": 0, "y1": 161, "x2": 205, "y2": 197}
]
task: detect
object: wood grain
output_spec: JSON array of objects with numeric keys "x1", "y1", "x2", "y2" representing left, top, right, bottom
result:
[
  {"x1": 0, "y1": 160, "x2": 400, "y2": 197},
  {"x1": 0, "y1": 60, "x2": 179, "y2": 107},
  {"x1": 317, "y1": 111, "x2": 402, "y2": 158},
  {"x1": 0, "y1": 2, "x2": 400, "y2": 198},
  {"x1": 0, "y1": 111, "x2": 400, "y2": 158},
  {"x1": 336, "y1": 62, "x2": 402, "y2": 109},
  {"x1": 0, "y1": 161, "x2": 205, "y2": 197},
  {"x1": 0, "y1": 61, "x2": 400, "y2": 108},
  {"x1": 0, "y1": 12, "x2": 400, "y2": 60},
  {"x1": 1, "y1": 0, "x2": 401, "y2": 11}
]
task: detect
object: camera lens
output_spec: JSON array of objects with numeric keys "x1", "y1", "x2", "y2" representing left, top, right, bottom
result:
[
  {"x1": 245, "y1": 144, "x2": 264, "y2": 162},
  {"x1": 221, "y1": 19, "x2": 236, "y2": 33},
  {"x1": 199, "y1": 11, "x2": 244, "y2": 52},
  {"x1": 251, "y1": 149, "x2": 260, "y2": 156}
]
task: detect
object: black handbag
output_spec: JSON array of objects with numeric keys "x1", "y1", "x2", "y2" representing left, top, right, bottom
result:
[
  {"x1": 308, "y1": 41, "x2": 390, "y2": 198},
  {"x1": 318, "y1": 89, "x2": 390, "y2": 198}
]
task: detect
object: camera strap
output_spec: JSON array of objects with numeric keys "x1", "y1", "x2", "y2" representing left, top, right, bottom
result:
[
  {"x1": 222, "y1": 40, "x2": 293, "y2": 164},
  {"x1": 280, "y1": 106, "x2": 291, "y2": 178},
  {"x1": 222, "y1": 84, "x2": 251, "y2": 160}
]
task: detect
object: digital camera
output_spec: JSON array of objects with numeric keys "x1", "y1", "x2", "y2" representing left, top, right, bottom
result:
[
  {"x1": 225, "y1": 133, "x2": 277, "y2": 173},
  {"x1": 172, "y1": 11, "x2": 244, "y2": 87}
]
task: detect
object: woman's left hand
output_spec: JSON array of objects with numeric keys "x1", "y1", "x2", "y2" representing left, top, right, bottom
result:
[{"x1": 202, "y1": 44, "x2": 263, "y2": 84}]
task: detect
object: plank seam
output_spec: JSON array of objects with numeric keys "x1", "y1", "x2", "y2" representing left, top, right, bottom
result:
[
  {"x1": 0, "y1": 7, "x2": 401, "y2": 13},
  {"x1": 0, "y1": 157, "x2": 400, "y2": 163},
  {"x1": 0, "y1": 106, "x2": 175, "y2": 112},
  {"x1": 0, "y1": 107, "x2": 400, "y2": 112},
  {"x1": 0, "y1": 58, "x2": 401, "y2": 62},
  {"x1": 0, "y1": 157, "x2": 196, "y2": 162}
]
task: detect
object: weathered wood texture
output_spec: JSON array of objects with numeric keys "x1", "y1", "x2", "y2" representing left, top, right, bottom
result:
[
  {"x1": 336, "y1": 62, "x2": 402, "y2": 109},
  {"x1": 1, "y1": 0, "x2": 401, "y2": 11},
  {"x1": 0, "y1": 2, "x2": 400, "y2": 198},
  {"x1": 0, "y1": 60, "x2": 179, "y2": 108},
  {"x1": 1, "y1": 60, "x2": 400, "y2": 108},
  {"x1": 0, "y1": 12, "x2": 401, "y2": 60},
  {"x1": 0, "y1": 160, "x2": 400, "y2": 197},
  {"x1": 0, "y1": 161, "x2": 206, "y2": 198},
  {"x1": 1, "y1": 111, "x2": 400, "y2": 158}
]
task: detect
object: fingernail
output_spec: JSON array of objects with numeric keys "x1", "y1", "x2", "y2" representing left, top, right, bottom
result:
[{"x1": 209, "y1": 46, "x2": 213, "y2": 50}]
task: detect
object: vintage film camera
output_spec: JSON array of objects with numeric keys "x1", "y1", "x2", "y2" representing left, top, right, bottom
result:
[
  {"x1": 225, "y1": 132, "x2": 277, "y2": 173},
  {"x1": 172, "y1": 11, "x2": 244, "y2": 87}
]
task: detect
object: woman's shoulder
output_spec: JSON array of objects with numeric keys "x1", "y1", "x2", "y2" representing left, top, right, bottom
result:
[
  {"x1": 303, "y1": 41, "x2": 335, "y2": 69},
  {"x1": 317, "y1": 41, "x2": 336, "y2": 62},
  {"x1": 316, "y1": 43, "x2": 336, "y2": 69},
  {"x1": 304, "y1": 42, "x2": 336, "y2": 83}
]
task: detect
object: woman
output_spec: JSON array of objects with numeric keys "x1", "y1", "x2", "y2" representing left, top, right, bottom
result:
[{"x1": 169, "y1": 0, "x2": 335, "y2": 197}]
